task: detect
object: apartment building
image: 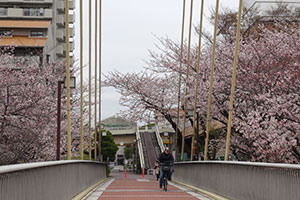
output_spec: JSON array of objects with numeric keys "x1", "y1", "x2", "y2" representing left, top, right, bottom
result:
[
  {"x1": 244, "y1": 0, "x2": 300, "y2": 16},
  {"x1": 243, "y1": 0, "x2": 300, "y2": 36},
  {"x1": 0, "y1": 0, "x2": 75, "y2": 64}
]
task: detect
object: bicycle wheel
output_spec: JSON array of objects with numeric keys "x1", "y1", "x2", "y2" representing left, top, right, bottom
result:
[{"x1": 163, "y1": 177, "x2": 168, "y2": 191}]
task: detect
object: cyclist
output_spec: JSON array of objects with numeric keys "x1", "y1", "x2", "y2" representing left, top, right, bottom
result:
[{"x1": 158, "y1": 147, "x2": 174, "y2": 188}]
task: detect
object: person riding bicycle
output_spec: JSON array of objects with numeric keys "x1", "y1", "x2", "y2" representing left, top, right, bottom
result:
[{"x1": 158, "y1": 147, "x2": 174, "y2": 188}]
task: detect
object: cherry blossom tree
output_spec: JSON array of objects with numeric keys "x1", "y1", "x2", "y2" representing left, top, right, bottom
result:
[
  {"x1": 105, "y1": 23, "x2": 300, "y2": 163},
  {"x1": 0, "y1": 48, "x2": 89, "y2": 165}
]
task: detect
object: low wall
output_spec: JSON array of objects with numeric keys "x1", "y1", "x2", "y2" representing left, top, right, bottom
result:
[
  {"x1": 173, "y1": 161, "x2": 300, "y2": 200},
  {"x1": 0, "y1": 160, "x2": 107, "y2": 200}
]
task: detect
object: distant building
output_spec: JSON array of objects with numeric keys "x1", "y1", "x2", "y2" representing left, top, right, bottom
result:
[
  {"x1": 244, "y1": 0, "x2": 300, "y2": 15},
  {"x1": 0, "y1": 0, "x2": 75, "y2": 64},
  {"x1": 244, "y1": 0, "x2": 300, "y2": 37},
  {"x1": 102, "y1": 116, "x2": 136, "y2": 166}
]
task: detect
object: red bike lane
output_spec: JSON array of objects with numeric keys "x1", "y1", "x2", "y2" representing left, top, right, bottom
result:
[{"x1": 86, "y1": 172, "x2": 212, "y2": 200}]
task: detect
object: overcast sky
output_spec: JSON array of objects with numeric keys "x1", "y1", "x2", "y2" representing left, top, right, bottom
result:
[{"x1": 74, "y1": 0, "x2": 241, "y2": 120}]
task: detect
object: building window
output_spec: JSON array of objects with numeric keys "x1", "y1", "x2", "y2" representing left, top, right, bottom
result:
[
  {"x1": 30, "y1": 31, "x2": 44, "y2": 37},
  {"x1": 23, "y1": 8, "x2": 44, "y2": 16},
  {"x1": 0, "y1": 30, "x2": 12, "y2": 37},
  {"x1": 0, "y1": 8, "x2": 7, "y2": 16}
]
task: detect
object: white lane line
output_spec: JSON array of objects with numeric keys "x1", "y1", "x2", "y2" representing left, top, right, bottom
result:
[
  {"x1": 137, "y1": 178, "x2": 149, "y2": 182},
  {"x1": 169, "y1": 182, "x2": 212, "y2": 200},
  {"x1": 86, "y1": 178, "x2": 115, "y2": 200},
  {"x1": 100, "y1": 195, "x2": 198, "y2": 198}
]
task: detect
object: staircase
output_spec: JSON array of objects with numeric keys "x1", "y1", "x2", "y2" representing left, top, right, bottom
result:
[
  {"x1": 140, "y1": 132, "x2": 161, "y2": 170},
  {"x1": 151, "y1": 132, "x2": 162, "y2": 159}
]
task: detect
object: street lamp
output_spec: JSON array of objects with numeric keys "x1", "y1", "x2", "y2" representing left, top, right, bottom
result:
[
  {"x1": 133, "y1": 139, "x2": 137, "y2": 173},
  {"x1": 57, "y1": 76, "x2": 76, "y2": 160},
  {"x1": 187, "y1": 109, "x2": 200, "y2": 160}
]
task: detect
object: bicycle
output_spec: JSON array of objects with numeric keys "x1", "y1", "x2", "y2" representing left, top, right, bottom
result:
[{"x1": 162, "y1": 165, "x2": 170, "y2": 191}]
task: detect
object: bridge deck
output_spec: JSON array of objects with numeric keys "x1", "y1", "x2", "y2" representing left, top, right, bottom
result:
[{"x1": 86, "y1": 171, "x2": 212, "y2": 200}]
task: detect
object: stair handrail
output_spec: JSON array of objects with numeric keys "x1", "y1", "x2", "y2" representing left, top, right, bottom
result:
[
  {"x1": 154, "y1": 123, "x2": 164, "y2": 153},
  {"x1": 136, "y1": 127, "x2": 145, "y2": 169}
]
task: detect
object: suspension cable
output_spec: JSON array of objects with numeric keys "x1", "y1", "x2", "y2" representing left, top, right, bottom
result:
[
  {"x1": 190, "y1": 0, "x2": 204, "y2": 161},
  {"x1": 181, "y1": 0, "x2": 194, "y2": 161},
  {"x1": 204, "y1": 0, "x2": 220, "y2": 161},
  {"x1": 175, "y1": 0, "x2": 186, "y2": 162}
]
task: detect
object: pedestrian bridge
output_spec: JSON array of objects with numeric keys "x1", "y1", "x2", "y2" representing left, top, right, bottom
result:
[{"x1": 1, "y1": 160, "x2": 299, "y2": 200}]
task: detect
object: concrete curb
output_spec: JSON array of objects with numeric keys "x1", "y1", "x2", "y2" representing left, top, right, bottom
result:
[
  {"x1": 172, "y1": 180, "x2": 229, "y2": 200},
  {"x1": 72, "y1": 178, "x2": 110, "y2": 200}
]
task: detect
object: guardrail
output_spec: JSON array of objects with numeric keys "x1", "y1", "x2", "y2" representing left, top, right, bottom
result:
[
  {"x1": 173, "y1": 161, "x2": 300, "y2": 200},
  {"x1": 154, "y1": 123, "x2": 164, "y2": 152},
  {"x1": 136, "y1": 127, "x2": 145, "y2": 169},
  {"x1": 0, "y1": 160, "x2": 107, "y2": 200}
]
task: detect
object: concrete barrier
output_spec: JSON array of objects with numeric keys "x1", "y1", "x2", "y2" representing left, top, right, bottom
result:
[
  {"x1": 0, "y1": 160, "x2": 107, "y2": 200},
  {"x1": 173, "y1": 161, "x2": 300, "y2": 200}
]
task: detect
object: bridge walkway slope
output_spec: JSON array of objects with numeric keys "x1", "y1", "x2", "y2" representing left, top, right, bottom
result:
[{"x1": 85, "y1": 171, "x2": 213, "y2": 200}]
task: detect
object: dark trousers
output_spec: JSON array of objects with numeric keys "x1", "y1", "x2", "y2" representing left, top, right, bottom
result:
[
  {"x1": 156, "y1": 173, "x2": 159, "y2": 180},
  {"x1": 159, "y1": 167, "x2": 172, "y2": 187}
]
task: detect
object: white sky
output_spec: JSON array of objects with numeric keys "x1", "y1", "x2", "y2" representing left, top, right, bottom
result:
[{"x1": 74, "y1": 0, "x2": 241, "y2": 120}]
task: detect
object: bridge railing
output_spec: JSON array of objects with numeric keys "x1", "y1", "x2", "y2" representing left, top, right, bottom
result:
[
  {"x1": 173, "y1": 161, "x2": 300, "y2": 200},
  {"x1": 154, "y1": 123, "x2": 164, "y2": 153},
  {"x1": 136, "y1": 127, "x2": 145, "y2": 169},
  {"x1": 0, "y1": 160, "x2": 106, "y2": 200}
]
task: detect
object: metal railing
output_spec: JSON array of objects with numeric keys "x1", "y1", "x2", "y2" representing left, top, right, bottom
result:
[
  {"x1": 136, "y1": 127, "x2": 145, "y2": 169},
  {"x1": 154, "y1": 123, "x2": 164, "y2": 152},
  {"x1": 173, "y1": 161, "x2": 300, "y2": 200},
  {"x1": 0, "y1": 160, "x2": 107, "y2": 200}
]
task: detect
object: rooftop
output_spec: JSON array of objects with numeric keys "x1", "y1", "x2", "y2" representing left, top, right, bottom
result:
[{"x1": 102, "y1": 115, "x2": 136, "y2": 130}]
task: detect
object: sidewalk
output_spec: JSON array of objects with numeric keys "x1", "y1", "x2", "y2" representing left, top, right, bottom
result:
[{"x1": 85, "y1": 171, "x2": 213, "y2": 200}]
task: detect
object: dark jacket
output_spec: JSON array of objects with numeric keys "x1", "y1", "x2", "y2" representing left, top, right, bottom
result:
[{"x1": 158, "y1": 152, "x2": 174, "y2": 166}]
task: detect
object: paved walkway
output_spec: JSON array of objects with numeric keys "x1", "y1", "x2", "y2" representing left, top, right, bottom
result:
[{"x1": 85, "y1": 171, "x2": 213, "y2": 200}]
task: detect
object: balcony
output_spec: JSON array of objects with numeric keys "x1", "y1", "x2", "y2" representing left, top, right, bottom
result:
[
  {"x1": 23, "y1": 0, "x2": 52, "y2": 2},
  {"x1": 69, "y1": 0, "x2": 76, "y2": 10},
  {"x1": 7, "y1": 8, "x2": 23, "y2": 18},
  {"x1": 56, "y1": 45, "x2": 64, "y2": 56},
  {"x1": 56, "y1": 27, "x2": 74, "y2": 42},
  {"x1": 56, "y1": 30, "x2": 64, "y2": 41},
  {"x1": 44, "y1": 9, "x2": 52, "y2": 18},
  {"x1": 56, "y1": 15, "x2": 64, "y2": 27},
  {"x1": 1, "y1": 0, "x2": 53, "y2": 4},
  {"x1": 69, "y1": 27, "x2": 75, "y2": 37},
  {"x1": 69, "y1": 13, "x2": 75, "y2": 23},
  {"x1": 0, "y1": 0, "x2": 52, "y2": 4},
  {"x1": 70, "y1": 40, "x2": 74, "y2": 52},
  {"x1": 64, "y1": 41, "x2": 75, "y2": 53},
  {"x1": 56, "y1": 14, "x2": 74, "y2": 27},
  {"x1": 0, "y1": 8, "x2": 7, "y2": 16},
  {"x1": 57, "y1": 0, "x2": 76, "y2": 12},
  {"x1": 56, "y1": 41, "x2": 74, "y2": 57},
  {"x1": 0, "y1": 8, "x2": 53, "y2": 19},
  {"x1": 57, "y1": 1, "x2": 64, "y2": 12}
]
